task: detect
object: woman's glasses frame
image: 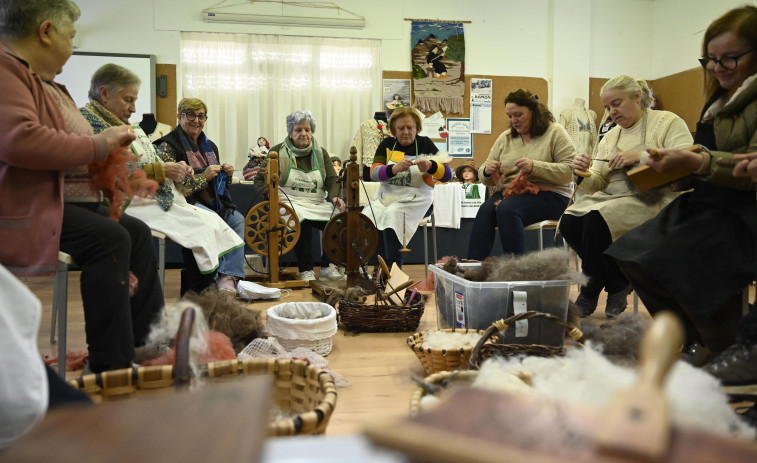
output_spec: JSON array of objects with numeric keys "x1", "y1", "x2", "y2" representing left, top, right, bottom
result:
[
  {"x1": 698, "y1": 49, "x2": 754, "y2": 71},
  {"x1": 182, "y1": 112, "x2": 208, "y2": 122}
]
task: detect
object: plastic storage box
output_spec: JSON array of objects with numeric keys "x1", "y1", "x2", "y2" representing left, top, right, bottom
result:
[{"x1": 429, "y1": 264, "x2": 571, "y2": 346}]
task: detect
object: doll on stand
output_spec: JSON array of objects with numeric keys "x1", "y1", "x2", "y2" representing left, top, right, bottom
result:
[{"x1": 243, "y1": 137, "x2": 270, "y2": 181}]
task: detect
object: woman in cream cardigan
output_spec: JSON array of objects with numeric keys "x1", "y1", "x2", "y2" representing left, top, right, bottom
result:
[
  {"x1": 468, "y1": 89, "x2": 575, "y2": 259},
  {"x1": 559, "y1": 75, "x2": 693, "y2": 319}
]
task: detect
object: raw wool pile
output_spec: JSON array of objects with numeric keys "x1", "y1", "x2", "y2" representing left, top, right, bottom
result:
[
  {"x1": 579, "y1": 314, "x2": 649, "y2": 366},
  {"x1": 470, "y1": 343, "x2": 755, "y2": 440},
  {"x1": 273, "y1": 302, "x2": 331, "y2": 320},
  {"x1": 182, "y1": 287, "x2": 265, "y2": 352},
  {"x1": 141, "y1": 300, "x2": 216, "y2": 378},
  {"x1": 442, "y1": 248, "x2": 586, "y2": 285},
  {"x1": 421, "y1": 330, "x2": 482, "y2": 350}
]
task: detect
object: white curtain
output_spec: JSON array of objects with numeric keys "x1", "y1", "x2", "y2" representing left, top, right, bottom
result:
[{"x1": 180, "y1": 32, "x2": 381, "y2": 176}]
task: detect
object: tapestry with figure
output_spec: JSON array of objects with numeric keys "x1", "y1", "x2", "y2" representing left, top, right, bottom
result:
[{"x1": 411, "y1": 20, "x2": 466, "y2": 114}]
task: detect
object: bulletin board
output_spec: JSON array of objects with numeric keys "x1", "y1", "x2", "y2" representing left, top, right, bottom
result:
[
  {"x1": 383, "y1": 71, "x2": 549, "y2": 172},
  {"x1": 57, "y1": 52, "x2": 156, "y2": 118}
]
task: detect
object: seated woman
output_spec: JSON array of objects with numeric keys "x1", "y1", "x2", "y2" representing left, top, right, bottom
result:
[
  {"x1": 468, "y1": 89, "x2": 574, "y2": 259},
  {"x1": 0, "y1": 0, "x2": 163, "y2": 374},
  {"x1": 559, "y1": 76, "x2": 693, "y2": 319},
  {"x1": 154, "y1": 98, "x2": 246, "y2": 292},
  {"x1": 369, "y1": 106, "x2": 453, "y2": 267},
  {"x1": 253, "y1": 110, "x2": 345, "y2": 283},
  {"x1": 80, "y1": 64, "x2": 244, "y2": 294},
  {"x1": 606, "y1": 5, "x2": 757, "y2": 360}
]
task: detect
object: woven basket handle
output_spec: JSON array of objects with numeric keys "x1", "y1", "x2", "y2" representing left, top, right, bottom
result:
[
  {"x1": 174, "y1": 307, "x2": 196, "y2": 388},
  {"x1": 468, "y1": 311, "x2": 584, "y2": 369}
]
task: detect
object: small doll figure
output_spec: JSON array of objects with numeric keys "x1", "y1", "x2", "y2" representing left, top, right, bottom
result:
[{"x1": 243, "y1": 137, "x2": 270, "y2": 181}]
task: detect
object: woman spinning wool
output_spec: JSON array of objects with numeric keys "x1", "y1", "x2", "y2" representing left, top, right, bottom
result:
[
  {"x1": 80, "y1": 64, "x2": 244, "y2": 294},
  {"x1": 369, "y1": 106, "x2": 453, "y2": 267},
  {"x1": 559, "y1": 75, "x2": 693, "y2": 319},
  {"x1": 253, "y1": 110, "x2": 345, "y2": 284},
  {"x1": 468, "y1": 89, "x2": 574, "y2": 259}
]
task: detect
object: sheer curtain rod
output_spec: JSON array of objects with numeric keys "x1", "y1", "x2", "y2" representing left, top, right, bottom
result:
[{"x1": 404, "y1": 18, "x2": 471, "y2": 23}]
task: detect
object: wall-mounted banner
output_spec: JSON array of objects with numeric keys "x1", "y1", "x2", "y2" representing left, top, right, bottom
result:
[
  {"x1": 446, "y1": 117, "x2": 472, "y2": 158},
  {"x1": 411, "y1": 21, "x2": 466, "y2": 114},
  {"x1": 470, "y1": 78, "x2": 492, "y2": 134}
]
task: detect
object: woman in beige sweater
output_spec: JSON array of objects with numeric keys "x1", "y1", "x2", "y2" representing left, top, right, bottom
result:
[{"x1": 468, "y1": 89, "x2": 575, "y2": 259}]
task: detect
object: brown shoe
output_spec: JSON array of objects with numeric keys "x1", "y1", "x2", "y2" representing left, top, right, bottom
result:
[{"x1": 216, "y1": 274, "x2": 238, "y2": 293}]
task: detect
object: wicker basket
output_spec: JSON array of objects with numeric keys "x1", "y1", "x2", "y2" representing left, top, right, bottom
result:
[
  {"x1": 407, "y1": 328, "x2": 492, "y2": 375},
  {"x1": 337, "y1": 290, "x2": 426, "y2": 333},
  {"x1": 266, "y1": 302, "x2": 337, "y2": 356},
  {"x1": 468, "y1": 311, "x2": 584, "y2": 370},
  {"x1": 68, "y1": 358, "x2": 337, "y2": 436},
  {"x1": 409, "y1": 369, "x2": 478, "y2": 417}
]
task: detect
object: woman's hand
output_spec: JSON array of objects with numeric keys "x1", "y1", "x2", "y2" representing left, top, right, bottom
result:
[
  {"x1": 101, "y1": 125, "x2": 136, "y2": 153},
  {"x1": 645, "y1": 148, "x2": 704, "y2": 173},
  {"x1": 222, "y1": 164, "x2": 234, "y2": 176},
  {"x1": 413, "y1": 158, "x2": 432, "y2": 172},
  {"x1": 608, "y1": 151, "x2": 642, "y2": 170},
  {"x1": 571, "y1": 152, "x2": 591, "y2": 171},
  {"x1": 732, "y1": 153, "x2": 757, "y2": 181},
  {"x1": 162, "y1": 162, "x2": 192, "y2": 182},
  {"x1": 514, "y1": 158, "x2": 534, "y2": 174},
  {"x1": 204, "y1": 164, "x2": 223, "y2": 181},
  {"x1": 391, "y1": 158, "x2": 414, "y2": 175},
  {"x1": 332, "y1": 196, "x2": 345, "y2": 212},
  {"x1": 484, "y1": 160, "x2": 502, "y2": 176}
]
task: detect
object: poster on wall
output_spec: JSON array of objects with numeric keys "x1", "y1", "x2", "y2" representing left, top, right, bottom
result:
[
  {"x1": 446, "y1": 118, "x2": 472, "y2": 157},
  {"x1": 418, "y1": 111, "x2": 445, "y2": 139},
  {"x1": 410, "y1": 21, "x2": 466, "y2": 115},
  {"x1": 382, "y1": 79, "x2": 412, "y2": 113},
  {"x1": 470, "y1": 78, "x2": 492, "y2": 134}
]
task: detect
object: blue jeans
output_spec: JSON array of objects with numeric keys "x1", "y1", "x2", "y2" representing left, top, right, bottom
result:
[
  {"x1": 195, "y1": 203, "x2": 245, "y2": 279},
  {"x1": 467, "y1": 190, "x2": 569, "y2": 259}
]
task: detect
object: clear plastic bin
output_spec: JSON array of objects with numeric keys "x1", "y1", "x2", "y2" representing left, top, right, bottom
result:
[{"x1": 430, "y1": 264, "x2": 571, "y2": 346}]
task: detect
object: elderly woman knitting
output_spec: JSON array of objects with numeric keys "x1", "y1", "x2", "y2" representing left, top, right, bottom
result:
[
  {"x1": 254, "y1": 110, "x2": 345, "y2": 284},
  {"x1": 80, "y1": 64, "x2": 244, "y2": 294},
  {"x1": 154, "y1": 97, "x2": 246, "y2": 292}
]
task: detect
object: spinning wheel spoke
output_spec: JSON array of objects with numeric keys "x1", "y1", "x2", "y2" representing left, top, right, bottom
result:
[{"x1": 244, "y1": 202, "x2": 300, "y2": 256}]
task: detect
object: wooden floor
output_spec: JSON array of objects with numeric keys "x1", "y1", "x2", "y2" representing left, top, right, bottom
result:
[{"x1": 25, "y1": 265, "x2": 654, "y2": 436}]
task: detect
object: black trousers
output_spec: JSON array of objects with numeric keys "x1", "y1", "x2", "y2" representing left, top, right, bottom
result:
[
  {"x1": 294, "y1": 220, "x2": 329, "y2": 272},
  {"x1": 559, "y1": 211, "x2": 628, "y2": 296},
  {"x1": 60, "y1": 203, "x2": 164, "y2": 372}
]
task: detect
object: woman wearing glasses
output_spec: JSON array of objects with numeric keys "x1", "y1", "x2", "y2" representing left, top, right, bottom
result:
[
  {"x1": 154, "y1": 98, "x2": 246, "y2": 292},
  {"x1": 606, "y1": 5, "x2": 757, "y2": 363}
]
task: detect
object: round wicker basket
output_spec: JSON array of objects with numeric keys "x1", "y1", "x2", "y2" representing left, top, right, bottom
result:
[
  {"x1": 409, "y1": 369, "x2": 478, "y2": 416},
  {"x1": 68, "y1": 358, "x2": 337, "y2": 436},
  {"x1": 406, "y1": 328, "x2": 491, "y2": 375}
]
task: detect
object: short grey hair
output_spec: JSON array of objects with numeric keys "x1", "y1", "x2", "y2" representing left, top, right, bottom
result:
[
  {"x1": 88, "y1": 63, "x2": 141, "y2": 102},
  {"x1": 286, "y1": 110, "x2": 316, "y2": 135},
  {"x1": 601, "y1": 75, "x2": 654, "y2": 110},
  {"x1": 0, "y1": 0, "x2": 80, "y2": 39}
]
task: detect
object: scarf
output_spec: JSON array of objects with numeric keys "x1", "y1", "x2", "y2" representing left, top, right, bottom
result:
[
  {"x1": 85, "y1": 99, "x2": 174, "y2": 211},
  {"x1": 279, "y1": 136, "x2": 324, "y2": 185},
  {"x1": 179, "y1": 130, "x2": 232, "y2": 215}
]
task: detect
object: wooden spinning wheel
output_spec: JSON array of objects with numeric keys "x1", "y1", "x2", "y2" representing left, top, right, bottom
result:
[
  {"x1": 322, "y1": 211, "x2": 378, "y2": 266},
  {"x1": 244, "y1": 201, "x2": 300, "y2": 256}
]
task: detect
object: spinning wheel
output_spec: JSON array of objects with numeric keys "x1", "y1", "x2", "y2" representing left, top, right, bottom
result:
[
  {"x1": 322, "y1": 211, "x2": 378, "y2": 266},
  {"x1": 244, "y1": 201, "x2": 300, "y2": 256}
]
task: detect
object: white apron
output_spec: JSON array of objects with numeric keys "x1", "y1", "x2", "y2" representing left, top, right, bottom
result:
[
  {"x1": 279, "y1": 147, "x2": 335, "y2": 222},
  {"x1": 369, "y1": 146, "x2": 434, "y2": 245},
  {"x1": 124, "y1": 126, "x2": 243, "y2": 273}
]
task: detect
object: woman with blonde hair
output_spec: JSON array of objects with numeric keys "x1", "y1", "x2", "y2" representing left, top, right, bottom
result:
[{"x1": 559, "y1": 75, "x2": 692, "y2": 318}]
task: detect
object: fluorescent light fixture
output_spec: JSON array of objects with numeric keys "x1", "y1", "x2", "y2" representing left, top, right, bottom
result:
[{"x1": 201, "y1": 11, "x2": 365, "y2": 28}]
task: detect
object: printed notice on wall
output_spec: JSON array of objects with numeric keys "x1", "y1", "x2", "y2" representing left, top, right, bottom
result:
[
  {"x1": 446, "y1": 118, "x2": 472, "y2": 158},
  {"x1": 470, "y1": 78, "x2": 492, "y2": 134}
]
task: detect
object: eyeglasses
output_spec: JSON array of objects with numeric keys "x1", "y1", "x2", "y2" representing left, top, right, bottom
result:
[
  {"x1": 182, "y1": 112, "x2": 208, "y2": 122},
  {"x1": 698, "y1": 49, "x2": 754, "y2": 71}
]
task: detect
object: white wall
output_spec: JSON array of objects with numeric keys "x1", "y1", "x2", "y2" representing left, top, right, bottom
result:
[{"x1": 69, "y1": 0, "x2": 744, "y2": 149}]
